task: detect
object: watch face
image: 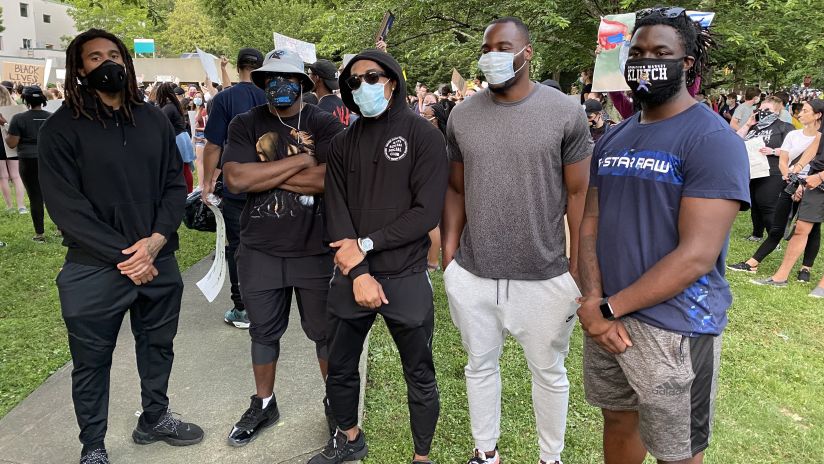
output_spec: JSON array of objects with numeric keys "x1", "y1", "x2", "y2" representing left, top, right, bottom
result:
[{"x1": 362, "y1": 238, "x2": 374, "y2": 251}]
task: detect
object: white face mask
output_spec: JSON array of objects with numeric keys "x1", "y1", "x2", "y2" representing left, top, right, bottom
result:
[{"x1": 477, "y1": 46, "x2": 527, "y2": 85}]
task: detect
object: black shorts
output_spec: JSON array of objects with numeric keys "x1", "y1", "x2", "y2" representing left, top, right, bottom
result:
[
  {"x1": 798, "y1": 187, "x2": 824, "y2": 223},
  {"x1": 236, "y1": 245, "x2": 333, "y2": 357}
]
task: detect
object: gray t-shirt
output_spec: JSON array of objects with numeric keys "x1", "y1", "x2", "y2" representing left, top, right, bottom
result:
[
  {"x1": 732, "y1": 102, "x2": 754, "y2": 126},
  {"x1": 446, "y1": 84, "x2": 593, "y2": 280}
]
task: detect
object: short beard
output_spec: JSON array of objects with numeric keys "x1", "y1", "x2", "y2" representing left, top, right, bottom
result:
[
  {"x1": 633, "y1": 68, "x2": 685, "y2": 108},
  {"x1": 488, "y1": 58, "x2": 527, "y2": 94}
]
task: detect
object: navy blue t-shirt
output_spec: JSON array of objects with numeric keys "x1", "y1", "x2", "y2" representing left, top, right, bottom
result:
[
  {"x1": 591, "y1": 103, "x2": 750, "y2": 336},
  {"x1": 204, "y1": 82, "x2": 266, "y2": 201}
]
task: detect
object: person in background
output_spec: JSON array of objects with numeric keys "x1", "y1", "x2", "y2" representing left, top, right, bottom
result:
[
  {"x1": 156, "y1": 82, "x2": 195, "y2": 193},
  {"x1": 584, "y1": 99, "x2": 612, "y2": 143},
  {"x1": 718, "y1": 92, "x2": 737, "y2": 123},
  {"x1": 438, "y1": 84, "x2": 456, "y2": 116},
  {"x1": 731, "y1": 87, "x2": 760, "y2": 131},
  {"x1": 421, "y1": 101, "x2": 448, "y2": 271},
  {"x1": 774, "y1": 91, "x2": 793, "y2": 123},
  {"x1": 413, "y1": 82, "x2": 429, "y2": 115},
  {"x1": 193, "y1": 91, "x2": 208, "y2": 171},
  {"x1": 6, "y1": 86, "x2": 49, "y2": 242},
  {"x1": 0, "y1": 85, "x2": 27, "y2": 214},
  {"x1": 308, "y1": 59, "x2": 352, "y2": 126},
  {"x1": 736, "y1": 96, "x2": 795, "y2": 244},
  {"x1": 201, "y1": 47, "x2": 266, "y2": 329},
  {"x1": 38, "y1": 28, "x2": 202, "y2": 464},
  {"x1": 791, "y1": 102, "x2": 804, "y2": 129}
]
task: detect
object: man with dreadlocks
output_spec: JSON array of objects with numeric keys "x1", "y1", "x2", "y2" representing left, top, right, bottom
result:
[
  {"x1": 37, "y1": 29, "x2": 203, "y2": 464},
  {"x1": 576, "y1": 8, "x2": 749, "y2": 464}
]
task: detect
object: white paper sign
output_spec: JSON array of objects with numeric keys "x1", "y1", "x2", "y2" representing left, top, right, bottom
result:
[
  {"x1": 43, "y1": 58, "x2": 53, "y2": 87},
  {"x1": 188, "y1": 110, "x2": 197, "y2": 138},
  {"x1": 55, "y1": 69, "x2": 66, "y2": 80},
  {"x1": 745, "y1": 138, "x2": 770, "y2": 179},
  {"x1": 196, "y1": 47, "x2": 221, "y2": 85},
  {"x1": 196, "y1": 203, "x2": 228, "y2": 303},
  {"x1": 44, "y1": 98, "x2": 63, "y2": 113},
  {"x1": 273, "y1": 32, "x2": 317, "y2": 64}
]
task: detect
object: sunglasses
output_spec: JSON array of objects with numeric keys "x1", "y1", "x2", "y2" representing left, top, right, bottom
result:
[
  {"x1": 345, "y1": 70, "x2": 387, "y2": 90},
  {"x1": 636, "y1": 7, "x2": 686, "y2": 19}
]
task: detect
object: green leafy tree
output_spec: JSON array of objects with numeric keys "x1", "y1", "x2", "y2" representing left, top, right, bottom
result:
[{"x1": 157, "y1": 0, "x2": 229, "y2": 56}]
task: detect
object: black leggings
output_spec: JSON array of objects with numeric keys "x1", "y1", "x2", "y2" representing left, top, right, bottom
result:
[
  {"x1": 18, "y1": 158, "x2": 44, "y2": 235},
  {"x1": 749, "y1": 175, "x2": 786, "y2": 239},
  {"x1": 753, "y1": 189, "x2": 820, "y2": 267}
]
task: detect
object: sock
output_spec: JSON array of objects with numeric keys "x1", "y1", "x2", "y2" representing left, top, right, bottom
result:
[
  {"x1": 143, "y1": 410, "x2": 162, "y2": 425},
  {"x1": 81, "y1": 442, "x2": 105, "y2": 455},
  {"x1": 261, "y1": 394, "x2": 274, "y2": 409},
  {"x1": 485, "y1": 450, "x2": 497, "y2": 459}
]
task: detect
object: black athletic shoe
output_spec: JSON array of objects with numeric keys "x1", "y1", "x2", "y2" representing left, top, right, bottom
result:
[
  {"x1": 227, "y1": 395, "x2": 281, "y2": 447},
  {"x1": 308, "y1": 428, "x2": 368, "y2": 463},
  {"x1": 132, "y1": 409, "x2": 204, "y2": 446},
  {"x1": 324, "y1": 396, "x2": 337, "y2": 437},
  {"x1": 798, "y1": 268, "x2": 811, "y2": 282},
  {"x1": 727, "y1": 261, "x2": 757, "y2": 273},
  {"x1": 79, "y1": 449, "x2": 109, "y2": 464}
]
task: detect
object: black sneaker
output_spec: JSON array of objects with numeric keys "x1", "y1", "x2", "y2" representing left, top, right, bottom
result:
[
  {"x1": 798, "y1": 268, "x2": 811, "y2": 282},
  {"x1": 324, "y1": 396, "x2": 337, "y2": 437},
  {"x1": 132, "y1": 409, "x2": 204, "y2": 446},
  {"x1": 308, "y1": 428, "x2": 368, "y2": 463},
  {"x1": 227, "y1": 395, "x2": 280, "y2": 447},
  {"x1": 79, "y1": 449, "x2": 109, "y2": 464},
  {"x1": 727, "y1": 261, "x2": 757, "y2": 273}
]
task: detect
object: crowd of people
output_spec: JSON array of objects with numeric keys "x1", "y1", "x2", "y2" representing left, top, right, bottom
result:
[{"x1": 4, "y1": 5, "x2": 824, "y2": 464}]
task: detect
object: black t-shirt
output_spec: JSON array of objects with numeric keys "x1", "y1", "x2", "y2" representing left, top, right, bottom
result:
[
  {"x1": 222, "y1": 104, "x2": 345, "y2": 257},
  {"x1": 8, "y1": 109, "x2": 51, "y2": 158},
  {"x1": 316, "y1": 94, "x2": 351, "y2": 126},
  {"x1": 161, "y1": 103, "x2": 187, "y2": 135},
  {"x1": 589, "y1": 122, "x2": 610, "y2": 143},
  {"x1": 745, "y1": 119, "x2": 795, "y2": 176},
  {"x1": 809, "y1": 130, "x2": 824, "y2": 175}
]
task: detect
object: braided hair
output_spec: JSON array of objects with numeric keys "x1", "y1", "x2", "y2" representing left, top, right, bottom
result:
[
  {"x1": 156, "y1": 82, "x2": 185, "y2": 117},
  {"x1": 64, "y1": 29, "x2": 143, "y2": 127},
  {"x1": 634, "y1": 9, "x2": 716, "y2": 87}
]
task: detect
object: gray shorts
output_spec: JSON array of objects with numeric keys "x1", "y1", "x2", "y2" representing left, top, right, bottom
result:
[{"x1": 583, "y1": 316, "x2": 721, "y2": 461}]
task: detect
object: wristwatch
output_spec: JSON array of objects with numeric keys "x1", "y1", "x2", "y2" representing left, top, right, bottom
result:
[
  {"x1": 357, "y1": 237, "x2": 374, "y2": 255},
  {"x1": 600, "y1": 298, "x2": 615, "y2": 321}
]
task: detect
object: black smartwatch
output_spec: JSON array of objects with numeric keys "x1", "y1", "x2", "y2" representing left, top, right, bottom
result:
[{"x1": 600, "y1": 298, "x2": 615, "y2": 321}]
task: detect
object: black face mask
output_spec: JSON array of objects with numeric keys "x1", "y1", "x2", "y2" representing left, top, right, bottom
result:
[
  {"x1": 266, "y1": 77, "x2": 301, "y2": 108},
  {"x1": 84, "y1": 60, "x2": 127, "y2": 93},
  {"x1": 624, "y1": 57, "x2": 685, "y2": 107}
]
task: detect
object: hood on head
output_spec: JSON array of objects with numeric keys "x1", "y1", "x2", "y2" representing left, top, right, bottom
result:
[{"x1": 339, "y1": 49, "x2": 407, "y2": 116}]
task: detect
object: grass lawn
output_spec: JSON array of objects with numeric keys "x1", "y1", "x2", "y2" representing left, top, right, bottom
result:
[
  {"x1": 0, "y1": 205, "x2": 214, "y2": 419},
  {"x1": 362, "y1": 213, "x2": 824, "y2": 464}
]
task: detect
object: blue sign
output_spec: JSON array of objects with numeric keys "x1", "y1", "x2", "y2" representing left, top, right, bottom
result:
[{"x1": 134, "y1": 39, "x2": 155, "y2": 54}]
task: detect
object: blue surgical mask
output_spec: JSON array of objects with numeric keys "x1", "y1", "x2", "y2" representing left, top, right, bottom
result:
[
  {"x1": 193, "y1": 97, "x2": 203, "y2": 106},
  {"x1": 477, "y1": 47, "x2": 527, "y2": 85},
  {"x1": 353, "y1": 82, "x2": 390, "y2": 117}
]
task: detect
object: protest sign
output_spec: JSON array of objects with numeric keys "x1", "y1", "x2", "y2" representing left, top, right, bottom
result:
[
  {"x1": 134, "y1": 39, "x2": 156, "y2": 55},
  {"x1": 592, "y1": 13, "x2": 635, "y2": 93},
  {"x1": 687, "y1": 11, "x2": 715, "y2": 29},
  {"x1": 1, "y1": 61, "x2": 45, "y2": 86},
  {"x1": 196, "y1": 47, "x2": 221, "y2": 85},
  {"x1": 273, "y1": 32, "x2": 317, "y2": 64},
  {"x1": 451, "y1": 68, "x2": 467, "y2": 95},
  {"x1": 0, "y1": 105, "x2": 26, "y2": 157},
  {"x1": 375, "y1": 11, "x2": 395, "y2": 42},
  {"x1": 745, "y1": 138, "x2": 770, "y2": 179}
]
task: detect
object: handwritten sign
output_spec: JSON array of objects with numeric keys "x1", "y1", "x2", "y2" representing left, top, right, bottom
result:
[
  {"x1": 2, "y1": 61, "x2": 45, "y2": 86},
  {"x1": 451, "y1": 68, "x2": 467, "y2": 95},
  {"x1": 273, "y1": 32, "x2": 317, "y2": 64}
]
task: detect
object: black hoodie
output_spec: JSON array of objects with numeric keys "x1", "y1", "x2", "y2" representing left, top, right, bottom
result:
[
  {"x1": 326, "y1": 50, "x2": 448, "y2": 279},
  {"x1": 38, "y1": 91, "x2": 186, "y2": 267}
]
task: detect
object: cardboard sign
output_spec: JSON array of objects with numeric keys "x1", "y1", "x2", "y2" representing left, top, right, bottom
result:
[
  {"x1": 273, "y1": 32, "x2": 317, "y2": 64},
  {"x1": 375, "y1": 11, "x2": 395, "y2": 43},
  {"x1": 1, "y1": 61, "x2": 45, "y2": 86},
  {"x1": 451, "y1": 68, "x2": 467, "y2": 95}
]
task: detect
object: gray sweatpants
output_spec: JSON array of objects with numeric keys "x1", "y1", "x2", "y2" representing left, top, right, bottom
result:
[{"x1": 444, "y1": 259, "x2": 580, "y2": 463}]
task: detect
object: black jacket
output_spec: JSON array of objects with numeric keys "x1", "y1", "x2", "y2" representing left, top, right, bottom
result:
[
  {"x1": 326, "y1": 50, "x2": 448, "y2": 279},
  {"x1": 38, "y1": 92, "x2": 186, "y2": 267}
]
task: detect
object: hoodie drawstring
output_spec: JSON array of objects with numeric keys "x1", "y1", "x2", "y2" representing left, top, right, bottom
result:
[
  {"x1": 495, "y1": 279, "x2": 511, "y2": 306},
  {"x1": 114, "y1": 111, "x2": 126, "y2": 147}
]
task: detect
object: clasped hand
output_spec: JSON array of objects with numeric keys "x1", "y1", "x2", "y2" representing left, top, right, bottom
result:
[
  {"x1": 330, "y1": 238, "x2": 364, "y2": 275},
  {"x1": 576, "y1": 295, "x2": 632, "y2": 354},
  {"x1": 117, "y1": 233, "x2": 167, "y2": 285}
]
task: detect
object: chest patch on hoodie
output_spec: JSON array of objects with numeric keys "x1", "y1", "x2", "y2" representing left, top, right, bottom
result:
[{"x1": 384, "y1": 136, "x2": 408, "y2": 161}]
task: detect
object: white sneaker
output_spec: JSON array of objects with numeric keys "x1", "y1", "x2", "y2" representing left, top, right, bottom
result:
[
  {"x1": 467, "y1": 449, "x2": 500, "y2": 464},
  {"x1": 18, "y1": 207, "x2": 28, "y2": 214}
]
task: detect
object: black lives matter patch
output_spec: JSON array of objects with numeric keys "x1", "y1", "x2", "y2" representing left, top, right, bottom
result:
[{"x1": 384, "y1": 136, "x2": 408, "y2": 161}]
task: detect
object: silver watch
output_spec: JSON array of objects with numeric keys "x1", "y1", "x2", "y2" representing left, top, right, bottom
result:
[{"x1": 357, "y1": 237, "x2": 374, "y2": 255}]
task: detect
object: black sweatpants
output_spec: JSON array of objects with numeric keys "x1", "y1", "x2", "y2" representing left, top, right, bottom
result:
[
  {"x1": 749, "y1": 175, "x2": 786, "y2": 238},
  {"x1": 57, "y1": 255, "x2": 183, "y2": 446},
  {"x1": 326, "y1": 270, "x2": 439, "y2": 456},
  {"x1": 753, "y1": 188, "x2": 821, "y2": 267},
  {"x1": 222, "y1": 198, "x2": 245, "y2": 311},
  {"x1": 19, "y1": 158, "x2": 44, "y2": 235}
]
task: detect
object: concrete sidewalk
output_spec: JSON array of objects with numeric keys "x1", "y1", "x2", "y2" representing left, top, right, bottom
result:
[{"x1": 0, "y1": 254, "x2": 366, "y2": 464}]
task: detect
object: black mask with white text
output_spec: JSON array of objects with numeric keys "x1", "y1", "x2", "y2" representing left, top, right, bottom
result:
[{"x1": 624, "y1": 57, "x2": 685, "y2": 107}]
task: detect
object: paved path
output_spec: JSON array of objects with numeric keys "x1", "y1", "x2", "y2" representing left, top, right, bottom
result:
[{"x1": 0, "y1": 254, "x2": 365, "y2": 464}]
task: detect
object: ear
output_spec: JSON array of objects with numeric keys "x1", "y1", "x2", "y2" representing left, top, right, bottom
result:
[
  {"x1": 683, "y1": 55, "x2": 696, "y2": 73},
  {"x1": 524, "y1": 43, "x2": 534, "y2": 61}
]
